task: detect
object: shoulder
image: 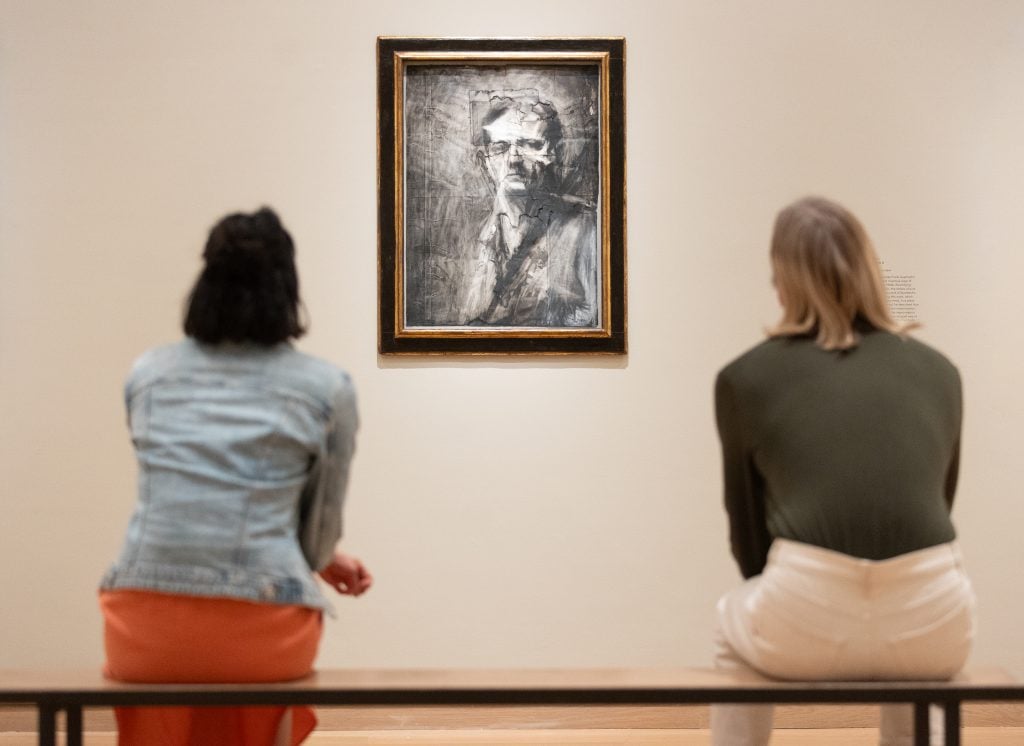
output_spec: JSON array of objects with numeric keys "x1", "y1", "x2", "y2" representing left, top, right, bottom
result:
[
  {"x1": 718, "y1": 337, "x2": 784, "y2": 375},
  {"x1": 125, "y1": 340, "x2": 192, "y2": 391},
  {"x1": 547, "y1": 196, "x2": 597, "y2": 234},
  {"x1": 854, "y1": 330, "x2": 958, "y2": 372},
  {"x1": 271, "y1": 346, "x2": 357, "y2": 408},
  {"x1": 893, "y1": 334, "x2": 958, "y2": 372},
  {"x1": 716, "y1": 336, "x2": 807, "y2": 392},
  {"x1": 129, "y1": 339, "x2": 187, "y2": 370},
  {"x1": 870, "y1": 332, "x2": 961, "y2": 391}
]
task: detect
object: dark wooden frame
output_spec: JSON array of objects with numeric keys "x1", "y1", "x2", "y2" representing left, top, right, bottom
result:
[{"x1": 377, "y1": 37, "x2": 626, "y2": 355}]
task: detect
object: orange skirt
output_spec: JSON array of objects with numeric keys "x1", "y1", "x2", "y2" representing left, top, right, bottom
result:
[{"x1": 100, "y1": 589, "x2": 322, "y2": 746}]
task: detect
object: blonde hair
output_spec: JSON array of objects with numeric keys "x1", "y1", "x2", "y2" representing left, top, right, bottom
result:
[{"x1": 768, "y1": 196, "x2": 910, "y2": 350}]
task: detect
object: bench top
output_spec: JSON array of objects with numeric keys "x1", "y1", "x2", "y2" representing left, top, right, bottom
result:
[{"x1": 1, "y1": 667, "x2": 1022, "y2": 707}]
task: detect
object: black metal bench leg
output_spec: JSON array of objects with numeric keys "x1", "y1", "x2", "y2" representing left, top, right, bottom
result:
[
  {"x1": 37, "y1": 705, "x2": 57, "y2": 746},
  {"x1": 913, "y1": 701, "x2": 930, "y2": 746},
  {"x1": 943, "y1": 700, "x2": 961, "y2": 746},
  {"x1": 66, "y1": 704, "x2": 84, "y2": 746}
]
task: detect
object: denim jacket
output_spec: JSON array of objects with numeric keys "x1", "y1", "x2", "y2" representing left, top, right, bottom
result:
[{"x1": 100, "y1": 339, "x2": 358, "y2": 612}]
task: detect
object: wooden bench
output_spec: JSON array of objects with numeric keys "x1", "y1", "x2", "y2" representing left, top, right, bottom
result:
[{"x1": 2, "y1": 666, "x2": 1022, "y2": 746}]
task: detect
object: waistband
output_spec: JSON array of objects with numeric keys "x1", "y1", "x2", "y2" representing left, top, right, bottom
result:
[{"x1": 768, "y1": 539, "x2": 966, "y2": 583}]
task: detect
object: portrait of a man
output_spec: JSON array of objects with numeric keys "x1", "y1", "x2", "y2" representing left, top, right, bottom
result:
[{"x1": 402, "y1": 65, "x2": 602, "y2": 330}]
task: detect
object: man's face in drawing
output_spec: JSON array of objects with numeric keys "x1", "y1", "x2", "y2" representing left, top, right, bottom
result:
[{"x1": 481, "y1": 106, "x2": 558, "y2": 196}]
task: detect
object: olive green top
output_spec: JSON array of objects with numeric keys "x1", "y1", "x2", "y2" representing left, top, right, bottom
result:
[{"x1": 714, "y1": 326, "x2": 961, "y2": 578}]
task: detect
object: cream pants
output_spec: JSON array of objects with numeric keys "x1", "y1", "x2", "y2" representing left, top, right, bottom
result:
[{"x1": 711, "y1": 539, "x2": 976, "y2": 746}]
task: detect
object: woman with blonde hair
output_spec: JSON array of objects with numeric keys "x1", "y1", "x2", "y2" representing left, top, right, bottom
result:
[{"x1": 712, "y1": 197, "x2": 975, "y2": 746}]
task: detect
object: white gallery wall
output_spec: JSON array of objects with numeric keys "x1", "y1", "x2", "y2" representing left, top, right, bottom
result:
[{"x1": 2, "y1": 0, "x2": 1022, "y2": 672}]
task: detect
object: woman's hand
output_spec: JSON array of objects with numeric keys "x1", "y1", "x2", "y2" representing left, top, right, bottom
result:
[{"x1": 318, "y1": 550, "x2": 373, "y2": 597}]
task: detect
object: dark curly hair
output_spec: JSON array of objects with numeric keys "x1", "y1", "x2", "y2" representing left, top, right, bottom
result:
[{"x1": 183, "y1": 207, "x2": 307, "y2": 345}]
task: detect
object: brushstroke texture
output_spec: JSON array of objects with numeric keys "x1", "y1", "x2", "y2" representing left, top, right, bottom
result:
[{"x1": 404, "y1": 65, "x2": 601, "y2": 328}]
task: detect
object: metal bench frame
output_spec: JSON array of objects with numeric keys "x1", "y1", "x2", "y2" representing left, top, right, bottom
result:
[{"x1": 2, "y1": 667, "x2": 1022, "y2": 746}]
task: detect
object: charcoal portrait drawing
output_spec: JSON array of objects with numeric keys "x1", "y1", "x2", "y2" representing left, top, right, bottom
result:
[{"x1": 403, "y1": 65, "x2": 602, "y2": 329}]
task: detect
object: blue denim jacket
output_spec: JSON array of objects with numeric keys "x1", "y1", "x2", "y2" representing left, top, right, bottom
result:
[{"x1": 100, "y1": 339, "x2": 358, "y2": 612}]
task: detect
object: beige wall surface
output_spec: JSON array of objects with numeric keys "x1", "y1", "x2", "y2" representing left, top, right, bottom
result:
[{"x1": 1, "y1": 0, "x2": 1022, "y2": 672}]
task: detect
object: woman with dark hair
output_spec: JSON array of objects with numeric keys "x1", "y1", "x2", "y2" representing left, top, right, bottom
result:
[
  {"x1": 711, "y1": 197, "x2": 975, "y2": 746},
  {"x1": 99, "y1": 207, "x2": 371, "y2": 746}
]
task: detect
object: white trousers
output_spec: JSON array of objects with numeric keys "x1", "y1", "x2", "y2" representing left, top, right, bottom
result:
[{"x1": 711, "y1": 539, "x2": 976, "y2": 746}]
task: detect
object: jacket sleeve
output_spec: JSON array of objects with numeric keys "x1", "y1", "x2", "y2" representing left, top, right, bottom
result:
[
  {"x1": 715, "y1": 369, "x2": 772, "y2": 579},
  {"x1": 298, "y1": 374, "x2": 359, "y2": 572}
]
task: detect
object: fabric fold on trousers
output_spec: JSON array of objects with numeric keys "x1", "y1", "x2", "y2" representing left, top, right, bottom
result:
[{"x1": 711, "y1": 539, "x2": 975, "y2": 746}]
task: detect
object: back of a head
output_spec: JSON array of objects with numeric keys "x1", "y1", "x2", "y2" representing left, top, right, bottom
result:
[
  {"x1": 769, "y1": 196, "x2": 901, "y2": 350},
  {"x1": 183, "y1": 207, "x2": 306, "y2": 346}
]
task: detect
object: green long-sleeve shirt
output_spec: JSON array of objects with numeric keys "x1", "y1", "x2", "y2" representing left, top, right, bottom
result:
[{"x1": 715, "y1": 327, "x2": 961, "y2": 579}]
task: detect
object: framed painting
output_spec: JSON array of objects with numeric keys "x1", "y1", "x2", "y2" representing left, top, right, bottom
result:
[{"x1": 377, "y1": 37, "x2": 626, "y2": 354}]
